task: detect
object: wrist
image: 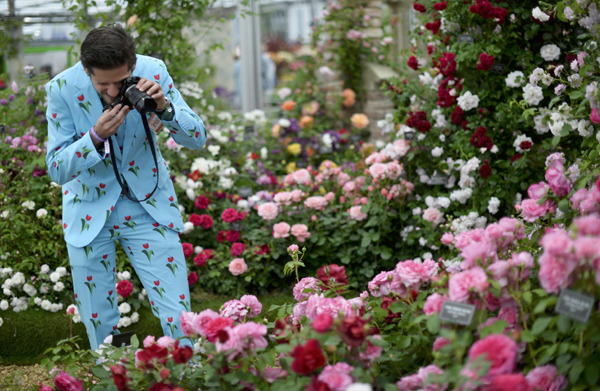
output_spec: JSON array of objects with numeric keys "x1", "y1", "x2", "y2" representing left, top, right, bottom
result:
[
  {"x1": 155, "y1": 97, "x2": 169, "y2": 112},
  {"x1": 90, "y1": 126, "x2": 106, "y2": 143}
]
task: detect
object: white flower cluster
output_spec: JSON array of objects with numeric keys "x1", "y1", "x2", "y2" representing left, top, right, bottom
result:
[
  {"x1": 529, "y1": 68, "x2": 553, "y2": 86},
  {"x1": 425, "y1": 196, "x2": 451, "y2": 209},
  {"x1": 431, "y1": 109, "x2": 447, "y2": 128},
  {"x1": 178, "y1": 81, "x2": 204, "y2": 100},
  {"x1": 450, "y1": 211, "x2": 488, "y2": 234},
  {"x1": 449, "y1": 188, "x2": 473, "y2": 204},
  {"x1": 457, "y1": 91, "x2": 480, "y2": 111},
  {"x1": 523, "y1": 83, "x2": 544, "y2": 106},
  {"x1": 243, "y1": 109, "x2": 267, "y2": 127},
  {"x1": 377, "y1": 113, "x2": 395, "y2": 134},
  {"x1": 400, "y1": 225, "x2": 414, "y2": 240},
  {"x1": 505, "y1": 71, "x2": 525, "y2": 88},
  {"x1": 488, "y1": 197, "x2": 501, "y2": 215}
]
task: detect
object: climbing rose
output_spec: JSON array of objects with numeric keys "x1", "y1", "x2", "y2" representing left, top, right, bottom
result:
[{"x1": 116, "y1": 280, "x2": 133, "y2": 298}]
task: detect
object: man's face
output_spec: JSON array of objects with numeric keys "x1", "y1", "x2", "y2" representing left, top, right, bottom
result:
[{"x1": 85, "y1": 63, "x2": 135, "y2": 104}]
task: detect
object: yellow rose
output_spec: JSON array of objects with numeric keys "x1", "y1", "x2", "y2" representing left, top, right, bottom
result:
[
  {"x1": 287, "y1": 143, "x2": 302, "y2": 156},
  {"x1": 286, "y1": 162, "x2": 297, "y2": 173},
  {"x1": 351, "y1": 113, "x2": 370, "y2": 129}
]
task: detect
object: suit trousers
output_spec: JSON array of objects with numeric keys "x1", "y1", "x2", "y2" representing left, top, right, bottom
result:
[{"x1": 66, "y1": 195, "x2": 192, "y2": 350}]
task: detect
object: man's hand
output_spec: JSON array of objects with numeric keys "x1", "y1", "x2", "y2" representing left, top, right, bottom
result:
[
  {"x1": 92, "y1": 104, "x2": 130, "y2": 148},
  {"x1": 136, "y1": 77, "x2": 168, "y2": 111}
]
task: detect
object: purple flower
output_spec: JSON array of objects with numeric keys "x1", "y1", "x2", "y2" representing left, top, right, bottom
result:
[
  {"x1": 32, "y1": 165, "x2": 46, "y2": 177},
  {"x1": 0, "y1": 99, "x2": 7, "y2": 106},
  {"x1": 27, "y1": 97, "x2": 34, "y2": 105},
  {"x1": 8, "y1": 94, "x2": 15, "y2": 102}
]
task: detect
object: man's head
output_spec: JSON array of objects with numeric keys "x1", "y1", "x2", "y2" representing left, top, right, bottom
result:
[{"x1": 81, "y1": 25, "x2": 137, "y2": 104}]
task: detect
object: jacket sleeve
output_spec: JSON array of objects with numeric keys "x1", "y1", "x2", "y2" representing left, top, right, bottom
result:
[
  {"x1": 44, "y1": 81, "x2": 104, "y2": 185},
  {"x1": 156, "y1": 61, "x2": 207, "y2": 150}
]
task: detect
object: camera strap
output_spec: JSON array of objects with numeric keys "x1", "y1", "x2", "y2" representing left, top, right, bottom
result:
[{"x1": 108, "y1": 110, "x2": 160, "y2": 203}]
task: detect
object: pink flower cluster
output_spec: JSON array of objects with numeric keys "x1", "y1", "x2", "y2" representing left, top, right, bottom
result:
[
  {"x1": 538, "y1": 214, "x2": 600, "y2": 294},
  {"x1": 396, "y1": 364, "x2": 445, "y2": 391},
  {"x1": 292, "y1": 293, "x2": 366, "y2": 324},
  {"x1": 318, "y1": 362, "x2": 355, "y2": 391},
  {"x1": 293, "y1": 277, "x2": 322, "y2": 301},
  {"x1": 273, "y1": 222, "x2": 311, "y2": 242},
  {"x1": 257, "y1": 202, "x2": 279, "y2": 221},
  {"x1": 5, "y1": 127, "x2": 43, "y2": 153},
  {"x1": 368, "y1": 259, "x2": 438, "y2": 298},
  {"x1": 220, "y1": 295, "x2": 262, "y2": 321},
  {"x1": 283, "y1": 168, "x2": 312, "y2": 185},
  {"x1": 273, "y1": 189, "x2": 304, "y2": 205},
  {"x1": 215, "y1": 321, "x2": 268, "y2": 360}
]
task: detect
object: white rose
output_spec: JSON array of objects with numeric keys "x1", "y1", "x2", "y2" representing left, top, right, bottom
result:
[
  {"x1": 182, "y1": 221, "x2": 194, "y2": 234},
  {"x1": 1, "y1": 211, "x2": 10, "y2": 219},
  {"x1": 36, "y1": 208, "x2": 48, "y2": 218},
  {"x1": 0, "y1": 300, "x2": 8, "y2": 310},
  {"x1": 456, "y1": 91, "x2": 480, "y2": 111},
  {"x1": 522, "y1": 83, "x2": 544, "y2": 105},
  {"x1": 532, "y1": 7, "x2": 549, "y2": 22},
  {"x1": 540, "y1": 44, "x2": 560, "y2": 61},
  {"x1": 505, "y1": 71, "x2": 525, "y2": 88},
  {"x1": 56, "y1": 267, "x2": 67, "y2": 277},
  {"x1": 431, "y1": 147, "x2": 444, "y2": 157},
  {"x1": 21, "y1": 201, "x2": 35, "y2": 210},
  {"x1": 207, "y1": 145, "x2": 220, "y2": 156},
  {"x1": 54, "y1": 282, "x2": 65, "y2": 292},
  {"x1": 40, "y1": 264, "x2": 50, "y2": 274},
  {"x1": 118, "y1": 302, "x2": 131, "y2": 314}
]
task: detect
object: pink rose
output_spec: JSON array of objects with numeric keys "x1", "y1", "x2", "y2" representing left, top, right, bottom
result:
[
  {"x1": 156, "y1": 336, "x2": 176, "y2": 348},
  {"x1": 240, "y1": 294, "x2": 262, "y2": 317},
  {"x1": 369, "y1": 163, "x2": 388, "y2": 180},
  {"x1": 448, "y1": 267, "x2": 489, "y2": 302},
  {"x1": 290, "y1": 189, "x2": 304, "y2": 203},
  {"x1": 422, "y1": 207, "x2": 444, "y2": 226},
  {"x1": 54, "y1": 372, "x2": 83, "y2": 391},
  {"x1": 318, "y1": 363, "x2": 355, "y2": 391},
  {"x1": 191, "y1": 309, "x2": 219, "y2": 336},
  {"x1": 304, "y1": 196, "x2": 328, "y2": 210},
  {"x1": 274, "y1": 192, "x2": 293, "y2": 205},
  {"x1": 460, "y1": 241, "x2": 496, "y2": 269},
  {"x1": 423, "y1": 293, "x2": 447, "y2": 315},
  {"x1": 540, "y1": 229, "x2": 573, "y2": 257},
  {"x1": 368, "y1": 271, "x2": 393, "y2": 297},
  {"x1": 520, "y1": 198, "x2": 551, "y2": 222},
  {"x1": 432, "y1": 337, "x2": 451, "y2": 351},
  {"x1": 293, "y1": 169, "x2": 312, "y2": 185},
  {"x1": 538, "y1": 253, "x2": 572, "y2": 294},
  {"x1": 574, "y1": 214, "x2": 600, "y2": 236},
  {"x1": 440, "y1": 232, "x2": 454, "y2": 245},
  {"x1": 143, "y1": 335, "x2": 156, "y2": 347},
  {"x1": 291, "y1": 224, "x2": 311, "y2": 242},
  {"x1": 485, "y1": 223, "x2": 504, "y2": 240},
  {"x1": 498, "y1": 217, "x2": 525, "y2": 240},
  {"x1": 273, "y1": 222, "x2": 291, "y2": 239},
  {"x1": 498, "y1": 307, "x2": 519, "y2": 329},
  {"x1": 570, "y1": 188, "x2": 589, "y2": 210},
  {"x1": 220, "y1": 300, "x2": 249, "y2": 321},
  {"x1": 527, "y1": 182, "x2": 550, "y2": 200},
  {"x1": 325, "y1": 192, "x2": 335, "y2": 202},
  {"x1": 228, "y1": 258, "x2": 248, "y2": 276},
  {"x1": 342, "y1": 181, "x2": 356, "y2": 194},
  {"x1": 467, "y1": 334, "x2": 518, "y2": 377},
  {"x1": 393, "y1": 139, "x2": 411, "y2": 157},
  {"x1": 312, "y1": 313, "x2": 333, "y2": 333},
  {"x1": 349, "y1": 205, "x2": 368, "y2": 221},
  {"x1": 590, "y1": 108, "x2": 600, "y2": 124},
  {"x1": 359, "y1": 335, "x2": 383, "y2": 361},
  {"x1": 293, "y1": 277, "x2": 321, "y2": 301},
  {"x1": 545, "y1": 167, "x2": 570, "y2": 197},
  {"x1": 288, "y1": 244, "x2": 299, "y2": 253},
  {"x1": 395, "y1": 259, "x2": 439, "y2": 288},
  {"x1": 386, "y1": 162, "x2": 403, "y2": 180},
  {"x1": 526, "y1": 365, "x2": 568, "y2": 391},
  {"x1": 257, "y1": 202, "x2": 279, "y2": 221}
]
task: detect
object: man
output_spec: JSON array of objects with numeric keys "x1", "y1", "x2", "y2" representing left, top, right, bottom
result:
[{"x1": 45, "y1": 25, "x2": 206, "y2": 350}]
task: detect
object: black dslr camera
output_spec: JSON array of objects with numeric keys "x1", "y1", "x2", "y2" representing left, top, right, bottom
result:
[{"x1": 108, "y1": 76, "x2": 157, "y2": 113}]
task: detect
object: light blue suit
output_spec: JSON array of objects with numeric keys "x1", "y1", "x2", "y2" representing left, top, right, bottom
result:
[{"x1": 45, "y1": 55, "x2": 206, "y2": 349}]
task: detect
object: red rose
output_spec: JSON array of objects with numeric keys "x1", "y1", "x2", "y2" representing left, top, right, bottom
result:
[
  {"x1": 317, "y1": 264, "x2": 348, "y2": 290},
  {"x1": 198, "y1": 214, "x2": 213, "y2": 229},
  {"x1": 519, "y1": 141, "x2": 532, "y2": 151},
  {"x1": 312, "y1": 313, "x2": 333, "y2": 333},
  {"x1": 217, "y1": 230, "x2": 227, "y2": 242},
  {"x1": 136, "y1": 344, "x2": 169, "y2": 370},
  {"x1": 221, "y1": 208, "x2": 238, "y2": 223},
  {"x1": 230, "y1": 242, "x2": 246, "y2": 257},
  {"x1": 433, "y1": 2, "x2": 447, "y2": 10},
  {"x1": 407, "y1": 56, "x2": 419, "y2": 70},
  {"x1": 171, "y1": 341, "x2": 194, "y2": 364},
  {"x1": 290, "y1": 339, "x2": 326, "y2": 375},
  {"x1": 226, "y1": 230, "x2": 240, "y2": 242},
  {"x1": 479, "y1": 163, "x2": 492, "y2": 178},
  {"x1": 110, "y1": 365, "x2": 131, "y2": 391},
  {"x1": 188, "y1": 271, "x2": 198, "y2": 286},
  {"x1": 182, "y1": 243, "x2": 194, "y2": 258},
  {"x1": 193, "y1": 253, "x2": 208, "y2": 267},
  {"x1": 188, "y1": 213, "x2": 202, "y2": 226},
  {"x1": 413, "y1": 3, "x2": 426, "y2": 12},
  {"x1": 510, "y1": 153, "x2": 522, "y2": 163},
  {"x1": 236, "y1": 211, "x2": 246, "y2": 221},
  {"x1": 147, "y1": 382, "x2": 173, "y2": 391},
  {"x1": 116, "y1": 280, "x2": 134, "y2": 298},
  {"x1": 194, "y1": 195, "x2": 209, "y2": 210},
  {"x1": 477, "y1": 53, "x2": 495, "y2": 71},
  {"x1": 254, "y1": 244, "x2": 270, "y2": 255},
  {"x1": 338, "y1": 315, "x2": 368, "y2": 347}
]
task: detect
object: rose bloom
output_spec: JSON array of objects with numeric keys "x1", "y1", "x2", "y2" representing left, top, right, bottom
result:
[
  {"x1": 484, "y1": 373, "x2": 529, "y2": 391},
  {"x1": 304, "y1": 196, "x2": 328, "y2": 210},
  {"x1": 273, "y1": 222, "x2": 291, "y2": 239},
  {"x1": 182, "y1": 242, "x2": 194, "y2": 258},
  {"x1": 545, "y1": 166, "x2": 570, "y2": 197},
  {"x1": 229, "y1": 258, "x2": 248, "y2": 276},
  {"x1": 290, "y1": 189, "x2": 304, "y2": 202},
  {"x1": 300, "y1": 115, "x2": 314, "y2": 128},
  {"x1": 257, "y1": 202, "x2": 279, "y2": 221},
  {"x1": 281, "y1": 100, "x2": 296, "y2": 111},
  {"x1": 293, "y1": 277, "x2": 321, "y2": 301},
  {"x1": 312, "y1": 313, "x2": 333, "y2": 333},
  {"x1": 360, "y1": 335, "x2": 383, "y2": 361},
  {"x1": 527, "y1": 182, "x2": 550, "y2": 200},
  {"x1": 110, "y1": 365, "x2": 130, "y2": 391},
  {"x1": 423, "y1": 293, "x2": 447, "y2": 315},
  {"x1": 441, "y1": 232, "x2": 454, "y2": 245},
  {"x1": 343, "y1": 89, "x2": 356, "y2": 107},
  {"x1": 369, "y1": 163, "x2": 388, "y2": 180},
  {"x1": 467, "y1": 334, "x2": 518, "y2": 377},
  {"x1": 432, "y1": 337, "x2": 451, "y2": 351},
  {"x1": 198, "y1": 214, "x2": 213, "y2": 229},
  {"x1": 292, "y1": 169, "x2": 312, "y2": 185},
  {"x1": 231, "y1": 242, "x2": 246, "y2": 257},
  {"x1": 423, "y1": 207, "x2": 444, "y2": 226},
  {"x1": 290, "y1": 339, "x2": 326, "y2": 375},
  {"x1": 116, "y1": 280, "x2": 133, "y2": 298},
  {"x1": 448, "y1": 267, "x2": 489, "y2": 302},
  {"x1": 302, "y1": 101, "x2": 320, "y2": 116},
  {"x1": 520, "y1": 198, "x2": 552, "y2": 222},
  {"x1": 194, "y1": 195, "x2": 209, "y2": 210},
  {"x1": 221, "y1": 208, "x2": 238, "y2": 223},
  {"x1": 318, "y1": 363, "x2": 355, "y2": 391},
  {"x1": 368, "y1": 271, "x2": 393, "y2": 297},
  {"x1": 351, "y1": 113, "x2": 369, "y2": 129},
  {"x1": 240, "y1": 294, "x2": 262, "y2": 317},
  {"x1": 291, "y1": 224, "x2": 311, "y2": 242},
  {"x1": 525, "y1": 365, "x2": 568, "y2": 391},
  {"x1": 349, "y1": 205, "x2": 368, "y2": 221},
  {"x1": 226, "y1": 230, "x2": 240, "y2": 242},
  {"x1": 54, "y1": 371, "x2": 84, "y2": 391},
  {"x1": 274, "y1": 192, "x2": 293, "y2": 206},
  {"x1": 204, "y1": 316, "x2": 234, "y2": 342}
]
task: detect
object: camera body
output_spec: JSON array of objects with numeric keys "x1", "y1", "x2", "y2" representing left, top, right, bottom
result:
[{"x1": 106, "y1": 76, "x2": 157, "y2": 113}]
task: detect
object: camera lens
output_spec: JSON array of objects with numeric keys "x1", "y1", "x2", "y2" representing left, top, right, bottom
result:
[{"x1": 124, "y1": 85, "x2": 157, "y2": 113}]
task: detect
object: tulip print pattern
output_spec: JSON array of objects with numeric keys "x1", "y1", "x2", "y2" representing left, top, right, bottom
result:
[
  {"x1": 166, "y1": 316, "x2": 177, "y2": 336},
  {"x1": 90, "y1": 313, "x2": 101, "y2": 331},
  {"x1": 80, "y1": 214, "x2": 92, "y2": 233},
  {"x1": 123, "y1": 216, "x2": 136, "y2": 231},
  {"x1": 141, "y1": 243, "x2": 154, "y2": 263},
  {"x1": 152, "y1": 280, "x2": 165, "y2": 299},
  {"x1": 85, "y1": 276, "x2": 96, "y2": 295},
  {"x1": 165, "y1": 256, "x2": 177, "y2": 277},
  {"x1": 100, "y1": 254, "x2": 111, "y2": 272},
  {"x1": 106, "y1": 290, "x2": 115, "y2": 309},
  {"x1": 152, "y1": 222, "x2": 167, "y2": 239},
  {"x1": 78, "y1": 94, "x2": 92, "y2": 114},
  {"x1": 178, "y1": 294, "x2": 189, "y2": 312}
]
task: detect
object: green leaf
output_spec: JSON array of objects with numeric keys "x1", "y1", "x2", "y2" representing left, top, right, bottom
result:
[
  {"x1": 570, "y1": 91, "x2": 583, "y2": 100},
  {"x1": 585, "y1": 364, "x2": 600, "y2": 385},
  {"x1": 552, "y1": 136, "x2": 561, "y2": 146},
  {"x1": 534, "y1": 297, "x2": 558, "y2": 314},
  {"x1": 521, "y1": 330, "x2": 535, "y2": 343},
  {"x1": 426, "y1": 315, "x2": 440, "y2": 334},
  {"x1": 481, "y1": 320, "x2": 509, "y2": 338},
  {"x1": 389, "y1": 301, "x2": 407, "y2": 314},
  {"x1": 558, "y1": 199, "x2": 570, "y2": 213},
  {"x1": 360, "y1": 235, "x2": 371, "y2": 248},
  {"x1": 523, "y1": 291, "x2": 532, "y2": 304},
  {"x1": 556, "y1": 316, "x2": 571, "y2": 334},
  {"x1": 532, "y1": 316, "x2": 553, "y2": 335},
  {"x1": 570, "y1": 362, "x2": 585, "y2": 383}
]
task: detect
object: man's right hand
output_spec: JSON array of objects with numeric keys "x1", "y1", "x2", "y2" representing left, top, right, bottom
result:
[{"x1": 92, "y1": 104, "x2": 130, "y2": 148}]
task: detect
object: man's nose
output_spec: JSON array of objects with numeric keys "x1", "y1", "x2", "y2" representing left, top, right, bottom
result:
[{"x1": 108, "y1": 85, "x2": 119, "y2": 98}]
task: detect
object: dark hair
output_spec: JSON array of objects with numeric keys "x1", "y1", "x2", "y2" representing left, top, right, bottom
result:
[{"x1": 80, "y1": 24, "x2": 136, "y2": 74}]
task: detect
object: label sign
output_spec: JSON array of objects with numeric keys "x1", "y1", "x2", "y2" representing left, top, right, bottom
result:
[
  {"x1": 349, "y1": 135, "x2": 362, "y2": 143},
  {"x1": 575, "y1": 28, "x2": 586, "y2": 37},
  {"x1": 319, "y1": 147, "x2": 333, "y2": 154},
  {"x1": 429, "y1": 174, "x2": 448, "y2": 185},
  {"x1": 457, "y1": 34, "x2": 474, "y2": 44},
  {"x1": 439, "y1": 301, "x2": 476, "y2": 325},
  {"x1": 296, "y1": 161, "x2": 308, "y2": 168},
  {"x1": 555, "y1": 289, "x2": 594, "y2": 323},
  {"x1": 404, "y1": 131, "x2": 415, "y2": 140},
  {"x1": 230, "y1": 221, "x2": 242, "y2": 231},
  {"x1": 490, "y1": 63, "x2": 506, "y2": 74}
]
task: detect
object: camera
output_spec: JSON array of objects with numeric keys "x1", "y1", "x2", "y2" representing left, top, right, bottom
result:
[{"x1": 108, "y1": 76, "x2": 157, "y2": 113}]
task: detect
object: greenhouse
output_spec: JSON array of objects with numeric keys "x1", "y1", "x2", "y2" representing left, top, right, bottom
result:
[{"x1": 0, "y1": 0, "x2": 599, "y2": 390}]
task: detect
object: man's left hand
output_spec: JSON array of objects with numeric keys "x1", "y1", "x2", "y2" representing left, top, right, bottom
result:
[{"x1": 136, "y1": 77, "x2": 168, "y2": 111}]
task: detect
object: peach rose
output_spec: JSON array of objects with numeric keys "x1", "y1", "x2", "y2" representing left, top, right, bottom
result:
[
  {"x1": 229, "y1": 258, "x2": 248, "y2": 275},
  {"x1": 273, "y1": 222, "x2": 291, "y2": 239},
  {"x1": 302, "y1": 101, "x2": 320, "y2": 116},
  {"x1": 300, "y1": 116, "x2": 314, "y2": 129},
  {"x1": 281, "y1": 100, "x2": 297, "y2": 111},
  {"x1": 342, "y1": 89, "x2": 356, "y2": 107},
  {"x1": 291, "y1": 224, "x2": 311, "y2": 242},
  {"x1": 271, "y1": 123, "x2": 281, "y2": 137},
  {"x1": 351, "y1": 113, "x2": 369, "y2": 129}
]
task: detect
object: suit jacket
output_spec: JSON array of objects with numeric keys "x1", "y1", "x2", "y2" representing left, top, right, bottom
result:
[{"x1": 45, "y1": 55, "x2": 206, "y2": 247}]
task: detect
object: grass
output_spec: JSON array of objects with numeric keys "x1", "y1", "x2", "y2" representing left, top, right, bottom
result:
[{"x1": 0, "y1": 290, "x2": 294, "y2": 366}]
